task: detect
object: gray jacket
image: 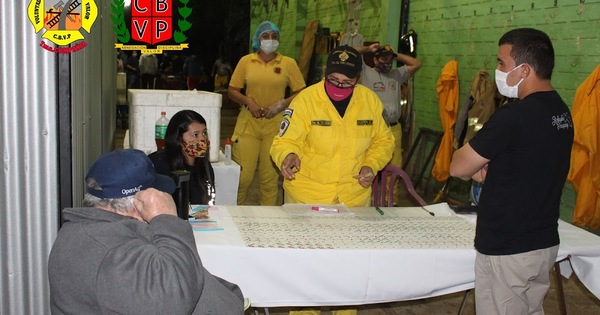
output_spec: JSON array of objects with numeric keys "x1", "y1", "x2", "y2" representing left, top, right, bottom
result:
[{"x1": 48, "y1": 207, "x2": 244, "y2": 314}]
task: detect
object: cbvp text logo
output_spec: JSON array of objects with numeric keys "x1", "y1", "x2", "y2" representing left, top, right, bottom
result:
[
  {"x1": 113, "y1": 0, "x2": 191, "y2": 54},
  {"x1": 28, "y1": 0, "x2": 98, "y2": 53},
  {"x1": 132, "y1": 0, "x2": 172, "y2": 44}
]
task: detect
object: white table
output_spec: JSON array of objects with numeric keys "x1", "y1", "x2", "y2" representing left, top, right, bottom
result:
[{"x1": 194, "y1": 203, "x2": 600, "y2": 307}]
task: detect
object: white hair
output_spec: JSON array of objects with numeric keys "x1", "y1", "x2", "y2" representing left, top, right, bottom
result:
[{"x1": 83, "y1": 193, "x2": 135, "y2": 214}]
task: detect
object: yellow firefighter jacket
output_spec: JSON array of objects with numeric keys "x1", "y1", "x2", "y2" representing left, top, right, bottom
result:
[{"x1": 271, "y1": 82, "x2": 395, "y2": 206}]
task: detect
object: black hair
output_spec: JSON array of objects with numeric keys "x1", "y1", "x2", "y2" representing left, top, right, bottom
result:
[
  {"x1": 498, "y1": 28, "x2": 554, "y2": 80},
  {"x1": 163, "y1": 110, "x2": 214, "y2": 204}
]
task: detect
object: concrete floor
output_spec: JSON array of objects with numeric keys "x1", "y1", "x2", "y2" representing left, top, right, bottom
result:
[
  {"x1": 246, "y1": 274, "x2": 600, "y2": 314},
  {"x1": 114, "y1": 95, "x2": 600, "y2": 314}
]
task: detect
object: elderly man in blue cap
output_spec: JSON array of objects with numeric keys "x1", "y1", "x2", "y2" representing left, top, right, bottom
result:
[{"x1": 48, "y1": 149, "x2": 245, "y2": 314}]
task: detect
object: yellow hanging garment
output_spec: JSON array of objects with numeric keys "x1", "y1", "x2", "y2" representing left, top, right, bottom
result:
[
  {"x1": 567, "y1": 65, "x2": 600, "y2": 230},
  {"x1": 432, "y1": 60, "x2": 459, "y2": 182}
]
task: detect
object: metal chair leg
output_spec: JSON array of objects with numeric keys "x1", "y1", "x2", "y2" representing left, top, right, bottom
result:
[
  {"x1": 554, "y1": 255, "x2": 571, "y2": 315},
  {"x1": 252, "y1": 307, "x2": 270, "y2": 315},
  {"x1": 457, "y1": 289, "x2": 470, "y2": 315}
]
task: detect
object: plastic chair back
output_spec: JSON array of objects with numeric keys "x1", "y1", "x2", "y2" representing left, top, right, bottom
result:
[{"x1": 372, "y1": 164, "x2": 427, "y2": 207}]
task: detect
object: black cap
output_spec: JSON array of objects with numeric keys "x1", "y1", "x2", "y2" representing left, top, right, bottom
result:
[
  {"x1": 375, "y1": 44, "x2": 395, "y2": 57},
  {"x1": 325, "y1": 45, "x2": 362, "y2": 78}
]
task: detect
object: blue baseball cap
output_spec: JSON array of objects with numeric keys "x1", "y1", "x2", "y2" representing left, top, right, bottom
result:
[{"x1": 85, "y1": 149, "x2": 175, "y2": 199}]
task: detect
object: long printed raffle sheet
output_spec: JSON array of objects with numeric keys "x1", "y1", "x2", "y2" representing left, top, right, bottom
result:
[{"x1": 226, "y1": 205, "x2": 475, "y2": 250}]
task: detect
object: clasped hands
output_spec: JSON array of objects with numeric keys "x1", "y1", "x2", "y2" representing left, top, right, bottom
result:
[
  {"x1": 247, "y1": 99, "x2": 285, "y2": 119},
  {"x1": 281, "y1": 153, "x2": 375, "y2": 188}
]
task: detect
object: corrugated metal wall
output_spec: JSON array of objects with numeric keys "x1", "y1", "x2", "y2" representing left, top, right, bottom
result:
[
  {"x1": 0, "y1": 1, "x2": 116, "y2": 313},
  {"x1": 70, "y1": 0, "x2": 117, "y2": 204}
]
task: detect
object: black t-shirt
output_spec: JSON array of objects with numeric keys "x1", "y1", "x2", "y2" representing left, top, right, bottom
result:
[{"x1": 469, "y1": 91, "x2": 574, "y2": 255}]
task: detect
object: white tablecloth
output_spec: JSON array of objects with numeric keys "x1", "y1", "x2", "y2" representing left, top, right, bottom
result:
[{"x1": 194, "y1": 203, "x2": 600, "y2": 307}]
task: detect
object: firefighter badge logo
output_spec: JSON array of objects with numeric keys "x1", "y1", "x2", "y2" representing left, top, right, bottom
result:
[
  {"x1": 113, "y1": 0, "x2": 192, "y2": 54},
  {"x1": 28, "y1": 0, "x2": 98, "y2": 53}
]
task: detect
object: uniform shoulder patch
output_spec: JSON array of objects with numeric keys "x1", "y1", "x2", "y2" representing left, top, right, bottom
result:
[{"x1": 279, "y1": 118, "x2": 291, "y2": 137}]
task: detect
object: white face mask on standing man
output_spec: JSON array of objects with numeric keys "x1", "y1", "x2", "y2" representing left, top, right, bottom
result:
[{"x1": 495, "y1": 63, "x2": 525, "y2": 98}]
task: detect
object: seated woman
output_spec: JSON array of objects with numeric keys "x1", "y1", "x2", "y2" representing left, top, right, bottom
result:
[{"x1": 149, "y1": 110, "x2": 215, "y2": 205}]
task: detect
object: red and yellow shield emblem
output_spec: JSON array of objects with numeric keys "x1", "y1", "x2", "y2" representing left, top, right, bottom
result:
[
  {"x1": 131, "y1": 0, "x2": 173, "y2": 45},
  {"x1": 28, "y1": 0, "x2": 98, "y2": 46}
]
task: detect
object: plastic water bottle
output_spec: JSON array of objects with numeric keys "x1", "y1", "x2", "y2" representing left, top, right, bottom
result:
[
  {"x1": 224, "y1": 138, "x2": 232, "y2": 165},
  {"x1": 155, "y1": 111, "x2": 169, "y2": 151}
]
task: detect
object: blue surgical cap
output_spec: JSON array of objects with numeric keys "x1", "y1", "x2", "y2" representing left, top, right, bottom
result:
[{"x1": 251, "y1": 21, "x2": 280, "y2": 52}]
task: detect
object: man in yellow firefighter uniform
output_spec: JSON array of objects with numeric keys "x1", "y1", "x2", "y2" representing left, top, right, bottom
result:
[{"x1": 271, "y1": 45, "x2": 394, "y2": 208}]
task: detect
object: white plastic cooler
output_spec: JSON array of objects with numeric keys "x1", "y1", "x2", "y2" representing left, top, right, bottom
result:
[{"x1": 128, "y1": 89, "x2": 221, "y2": 162}]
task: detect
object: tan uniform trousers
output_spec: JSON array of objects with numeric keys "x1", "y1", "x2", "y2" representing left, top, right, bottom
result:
[{"x1": 475, "y1": 245, "x2": 559, "y2": 315}]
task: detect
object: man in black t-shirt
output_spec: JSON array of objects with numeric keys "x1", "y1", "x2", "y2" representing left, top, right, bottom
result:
[{"x1": 450, "y1": 28, "x2": 574, "y2": 314}]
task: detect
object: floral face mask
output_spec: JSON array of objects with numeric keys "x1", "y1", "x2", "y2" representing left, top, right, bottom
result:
[{"x1": 182, "y1": 139, "x2": 210, "y2": 158}]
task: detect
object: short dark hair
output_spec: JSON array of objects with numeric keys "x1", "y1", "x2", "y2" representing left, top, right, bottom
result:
[{"x1": 498, "y1": 28, "x2": 554, "y2": 80}]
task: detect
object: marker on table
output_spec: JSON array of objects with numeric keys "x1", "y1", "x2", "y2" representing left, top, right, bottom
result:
[
  {"x1": 375, "y1": 207, "x2": 384, "y2": 216},
  {"x1": 311, "y1": 206, "x2": 339, "y2": 213},
  {"x1": 421, "y1": 206, "x2": 435, "y2": 216}
]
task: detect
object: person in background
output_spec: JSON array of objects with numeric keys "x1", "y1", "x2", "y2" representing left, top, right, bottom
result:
[
  {"x1": 139, "y1": 52, "x2": 158, "y2": 89},
  {"x1": 125, "y1": 50, "x2": 139, "y2": 89},
  {"x1": 211, "y1": 55, "x2": 233, "y2": 92},
  {"x1": 48, "y1": 149, "x2": 244, "y2": 314},
  {"x1": 149, "y1": 110, "x2": 215, "y2": 205},
  {"x1": 228, "y1": 20, "x2": 306, "y2": 205},
  {"x1": 270, "y1": 45, "x2": 394, "y2": 315},
  {"x1": 171, "y1": 53, "x2": 185, "y2": 74},
  {"x1": 116, "y1": 49, "x2": 124, "y2": 72},
  {"x1": 355, "y1": 43, "x2": 422, "y2": 159},
  {"x1": 356, "y1": 43, "x2": 421, "y2": 205},
  {"x1": 183, "y1": 54, "x2": 207, "y2": 90},
  {"x1": 449, "y1": 28, "x2": 574, "y2": 314}
]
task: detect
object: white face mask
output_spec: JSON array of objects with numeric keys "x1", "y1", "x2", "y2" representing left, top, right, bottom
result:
[
  {"x1": 260, "y1": 40, "x2": 279, "y2": 54},
  {"x1": 495, "y1": 63, "x2": 525, "y2": 98}
]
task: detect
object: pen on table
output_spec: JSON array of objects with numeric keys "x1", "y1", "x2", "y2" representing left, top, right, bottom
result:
[
  {"x1": 375, "y1": 207, "x2": 384, "y2": 216},
  {"x1": 421, "y1": 206, "x2": 435, "y2": 216},
  {"x1": 311, "y1": 206, "x2": 339, "y2": 213}
]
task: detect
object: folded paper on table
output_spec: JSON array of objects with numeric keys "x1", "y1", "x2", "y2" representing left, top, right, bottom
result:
[
  {"x1": 188, "y1": 206, "x2": 223, "y2": 231},
  {"x1": 189, "y1": 218, "x2": 224, "y2": 232}
]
